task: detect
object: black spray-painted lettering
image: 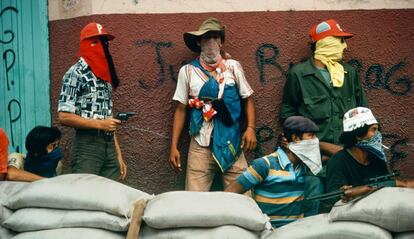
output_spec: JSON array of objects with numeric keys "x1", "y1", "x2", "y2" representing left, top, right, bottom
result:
[
  {"x1": 0, "y1": 7, "x2": 18, "y2": 44},
  {"x1": 256, "y1": 43, "x2": 285, "y2": 85},
  {"x1": 3, "y1": 49, "x2": 16, "y2": 90},
  {"x1": 136, "y1": 40, "x2": 173, "y2": 89},
  {"x1": 7, "y1": 99, "x2": 21, "y2": 151}
]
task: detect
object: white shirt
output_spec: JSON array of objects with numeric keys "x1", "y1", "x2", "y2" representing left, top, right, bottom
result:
[{"x1": 173, "y1": 59, "x2": 254, "y2": 146}]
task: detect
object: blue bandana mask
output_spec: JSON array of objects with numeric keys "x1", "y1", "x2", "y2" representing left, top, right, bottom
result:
[
  {"x1": 25, "y1": 147, "x2": 62, "y2": 178},
  {"x1": 355, "y1": 131, "x2": 386, "y2": 162}
]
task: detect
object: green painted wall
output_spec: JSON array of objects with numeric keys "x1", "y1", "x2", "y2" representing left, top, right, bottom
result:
[{"x1": 0, "y1": 0, "x2": 50, "y2": 153}]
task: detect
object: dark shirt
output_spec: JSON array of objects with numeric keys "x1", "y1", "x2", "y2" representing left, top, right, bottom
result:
[
  {"x1": 326, "y1": 149, "x2": 388, "y2": 192},
  {"x1": 280, "y1": 58, "x2": 368, "y2": 144}
]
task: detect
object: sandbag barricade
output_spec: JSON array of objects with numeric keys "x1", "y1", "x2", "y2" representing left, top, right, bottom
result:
[
  {"x1": 329, "y1": 187, "x2": 414, "y2": 233},
  {"x1": 140, "y1": 191, "x2": 271, "y2": 239},
  {"x1": 10, "y1": 227, "x2": 126, "y2": 239},
  {"x1": 4, "y1": 174, "x2": 150, "y2": 217},
  {"x1": 0, "y1": 181, "x2": 28, "y2": 239},
  {"x1": 143, "y1": 191, "x2": 270, "y2": 231},
  {"x1": 264, "y1": 214, "x2": 392, "y2": 239},
  {"x1": 2, "y1": 174, "x2": 152, "y2": 238},
  {"x1": 3, "y1": 208, "x2": 130, "y2": 232},
  {"x1": 139, "y1": 224, "x2": 260, "y2": 239}
]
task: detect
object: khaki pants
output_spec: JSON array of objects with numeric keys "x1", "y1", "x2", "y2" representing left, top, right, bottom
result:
[{"x1": 186, "y1": 138, "x2": 248, "y2": 191}]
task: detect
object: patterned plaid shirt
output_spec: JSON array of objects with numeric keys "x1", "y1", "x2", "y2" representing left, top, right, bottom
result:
[{"x1": 58, "y1": 58, "x2": 113, "y2": 119}]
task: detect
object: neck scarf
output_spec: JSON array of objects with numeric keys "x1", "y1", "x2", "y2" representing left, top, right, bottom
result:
[
  {"x1": 200, "y1": 54, "x2": 225, "y2": 72},
  {"x1": 288, "y1": 138, "x2": 322, "y2": 175},
  {"x1": 355, "y1": 131, "x2": 387, "y2": 162},
  {"x1": 314, "y1": 36, "x2": 347, "y2": 88}
]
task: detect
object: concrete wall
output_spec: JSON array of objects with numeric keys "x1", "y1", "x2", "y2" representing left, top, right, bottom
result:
[{"x1": 49, "y1": 3, "x2": 414, "y2": 193}]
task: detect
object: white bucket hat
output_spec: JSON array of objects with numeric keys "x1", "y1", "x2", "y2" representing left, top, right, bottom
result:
[{"x1": 343, "y1": 107, "x2": 378, "y2": 132}]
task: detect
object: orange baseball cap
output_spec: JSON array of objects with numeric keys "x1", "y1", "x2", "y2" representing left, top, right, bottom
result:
[
  {"x1": 309, "y1": 19, "x2": 353, "y2": 42},
  {"x1": 80, "y1": 22, "x2": 115, "y2": 41}
]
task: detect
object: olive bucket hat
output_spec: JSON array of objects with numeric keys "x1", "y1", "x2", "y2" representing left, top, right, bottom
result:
[{"x1": 183, "y1": 17, "x2": 225, "y2": 52}]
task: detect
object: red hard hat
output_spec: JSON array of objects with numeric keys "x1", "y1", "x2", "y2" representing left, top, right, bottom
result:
[{"x1": 80, "y1": 22, "x2": 115, "y2": 41}]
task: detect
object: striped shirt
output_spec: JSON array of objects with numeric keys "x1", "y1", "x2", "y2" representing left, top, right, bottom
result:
[{"x1": 237, "y1": 147, "x2": 305, "y2": 227}]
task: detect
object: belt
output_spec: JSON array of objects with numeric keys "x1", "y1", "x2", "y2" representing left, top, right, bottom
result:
[{"x1": 76, "y1": 129, "x2": 114, "y2": 141}]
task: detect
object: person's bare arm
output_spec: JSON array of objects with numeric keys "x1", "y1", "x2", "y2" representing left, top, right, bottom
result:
[
  {"x1": 396, "y1": 179, "x2": 414, "y2": 188},
  {"x1": 319, "y1": 141, "x2": 343, "y2": 159},
  {"x1": 241, "y1": 96, "x2": 257, "y2": 152},
  {"x1": 114, "y1": 132, "x2": 127, "y2": 181},
  {"x1": 169, "y1": 103, "x2": 187, "y2": 171},
  {"x1": 6, "y1": 167, "x2": 43, "y2": 182},
  {"x1": 225, "y1": 180, "x2": 247, "y2": 194},
  {"x1": 59, "y1": 112, "x2": 120, "y2": 131}
]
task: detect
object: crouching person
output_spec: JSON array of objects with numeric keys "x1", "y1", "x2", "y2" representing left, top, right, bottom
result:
[
  {"x1": 0, "y1": 128, "x2": 43, "y2": 182},
  {"x1": 326, "y1": 107, "x2": 414, "y2": 206},
  {"x1": 9, "y1": 126, "x2": 62, "y2": 178},
  {"x1": 225, "y1": 116, "x2": 322, "y2": 227}
]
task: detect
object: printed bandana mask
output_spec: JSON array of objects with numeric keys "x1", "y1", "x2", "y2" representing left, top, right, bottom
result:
[{"x1": 355, "y1": 131, "x2": 387, "y2": 162}]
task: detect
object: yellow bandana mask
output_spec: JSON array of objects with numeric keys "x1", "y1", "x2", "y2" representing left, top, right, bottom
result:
[{"x1": 314, "y1": 36, "x2": 347, "y2": 87}]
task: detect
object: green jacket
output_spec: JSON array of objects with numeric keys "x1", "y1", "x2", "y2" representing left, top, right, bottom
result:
[{"x1": 281, "y1": 58, "x2": 368, "y2": 144}]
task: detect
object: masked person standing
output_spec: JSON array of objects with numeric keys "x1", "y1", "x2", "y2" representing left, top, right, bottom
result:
[
  {"x1": 58, "y1": 22, "x2": 127, "y2": 181},
  {"x1": 280, "y1": 19, "x2": 368, "y2": 215},
  {"x1": 169, "y1": 17, "x2": 257, "y2": 191},
  {"x1": 226, "y1": 116, "x2": 322, "y2": 228}
]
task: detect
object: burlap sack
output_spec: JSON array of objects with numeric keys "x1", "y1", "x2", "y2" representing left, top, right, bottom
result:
[
  {"x1": 139, "y1": 225, "x2": 260, "y2": 239},
  {"x1": 10, "y1": 228, "x2": 125, "y2": 239},
  {"x1": 3, "y1": 208, "x2": 129, "y2": 232},
  {"x1": 329, "y1": 187, "x2": 414, "y2": 232},
  {"x1": 142, "y1": 191, "x2": 270, "y2": 231},
  {"x1": 5, "y1": 174, "x2": 151, "y2": 217},
  {"x1": 265, "y1": 214, "x2": 392, "y2": 239}
]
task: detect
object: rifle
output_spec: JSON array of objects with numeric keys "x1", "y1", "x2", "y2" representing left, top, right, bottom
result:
[
  {"x1": 116, "y1": 112, "x2": 136, "y2": 122},
  {"x1": 305, "y1": 172, "x2": 400, "y2": 201}
]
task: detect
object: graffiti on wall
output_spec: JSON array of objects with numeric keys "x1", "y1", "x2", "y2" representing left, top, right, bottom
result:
[
  {"x1": 1, "y1": 6, "x2": 21, "y2": 152},
  {"x1": 135, "y1": 40, "x2": 176, "y2": 89},
  {"x1": 254, "y1": 43, "x2": 413, "y2": 97},
  {"x1": 348, "y1": 59, "x2": 412, "y2": 96},
  {"x1": 130, "y1": 39, "x2": 413, "y2": 164}
]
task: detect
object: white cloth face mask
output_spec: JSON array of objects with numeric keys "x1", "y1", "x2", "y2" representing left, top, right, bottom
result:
[{"x1": 288, "y1": 138, "x2": 322, "y2": 175}]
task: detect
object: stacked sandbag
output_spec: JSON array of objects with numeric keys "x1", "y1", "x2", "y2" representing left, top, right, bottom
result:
[
  {"x1": 264, "y1": 214, "x2": 392, "y2": 239},
  {"x1": 10, "y1": 228, "x2": 126, "y2": 239},
  {"x1": 0, "y1": 181, "x2": 28, "y2": 239},
  {"x1": 329, "y1": 187, "x2": 414, "y2": 233},
  {"x1": 139, "y1": 191, "x2": 271, "y2": 239},
  {"x1": 139, "y1": 225, "x2": 260, "y2": 239},
  {"x1": 2, "y1": 174, "x2": 152, "y2": 239}
]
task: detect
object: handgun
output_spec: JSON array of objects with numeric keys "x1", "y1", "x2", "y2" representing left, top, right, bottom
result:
[{"x1": 116, "y1": 112, "x2": 136, "y2": 121}]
